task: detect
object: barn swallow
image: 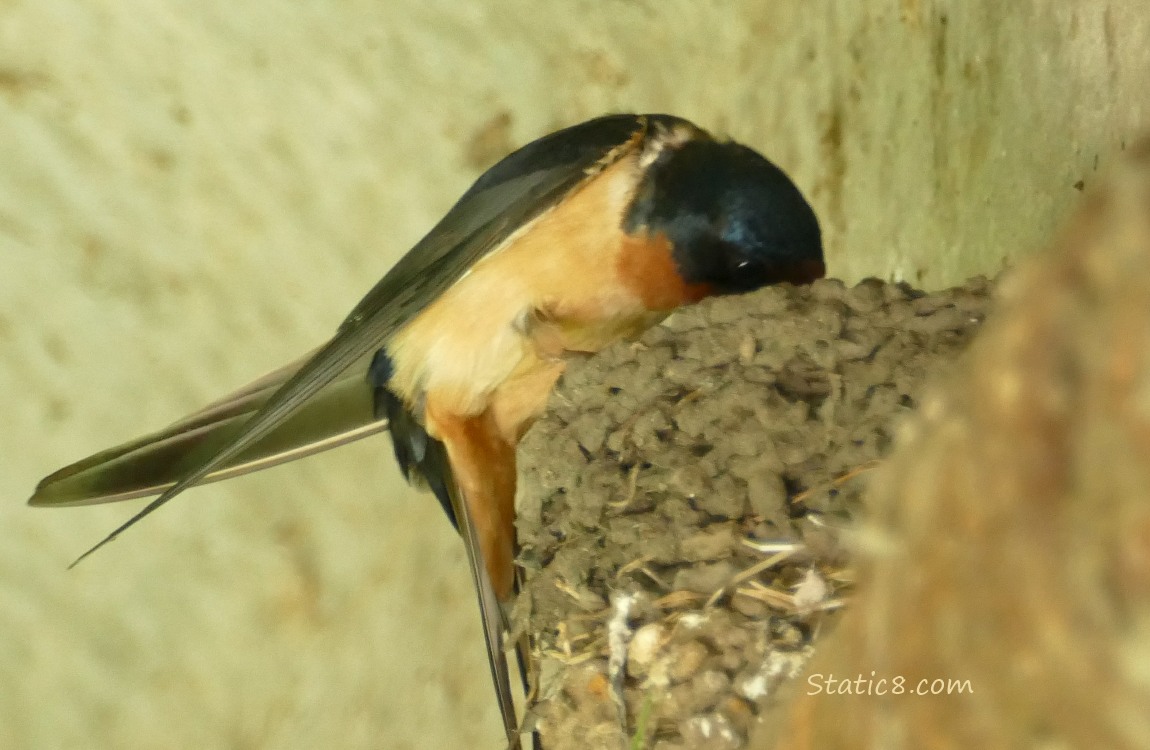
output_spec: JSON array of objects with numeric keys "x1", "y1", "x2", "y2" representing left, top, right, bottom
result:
[{"x1": 30, "y1": 113, "x2": 824, "y2": 747}]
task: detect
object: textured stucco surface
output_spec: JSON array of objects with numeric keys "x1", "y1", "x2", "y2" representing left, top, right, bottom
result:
[{"x1": 1, "y1": 2, "x2": 1148, "y2": 748}]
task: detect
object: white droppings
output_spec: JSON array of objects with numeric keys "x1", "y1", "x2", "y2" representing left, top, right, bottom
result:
[
  {"x1": 792, "y1": 568, "x2": 829, "y2": 610},
  {"x1": 607, "y1": 592, "x2": 636, "y2": 704},
  {"x1": 738, "y1": 648, "x2": 814, "y2": 701},
  {"x1": 627, "y1": 622, "x2": 664, "y2": 670},
  {"x1": 678, "y1": 612, "x2": 706, "y2": 629},
  {"x1": 740, "y1": 673, "x2": 769, "y2": 700}
]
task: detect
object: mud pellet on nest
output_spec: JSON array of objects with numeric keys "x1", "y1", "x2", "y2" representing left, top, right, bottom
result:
[
  {"x1": 666, "y1": 640, "x2": 711, "y2": 684},
  {"x1": 679, "y1": 523, "x2": 738, "y2": 562},
  {"x1": 673, "y1": 560, "x2": 737, "y2": 594}
]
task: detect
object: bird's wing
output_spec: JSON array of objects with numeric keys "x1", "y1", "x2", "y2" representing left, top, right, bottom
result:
[
  {"x1": 28, "y1": 348, "x2": 386, "y2": 506},
  {"x1": 420, "y1": 434, "x2": 525, "y2": 749},
  {"x1": 43, "y1": 113, "x2": 661, "y2": 562}
]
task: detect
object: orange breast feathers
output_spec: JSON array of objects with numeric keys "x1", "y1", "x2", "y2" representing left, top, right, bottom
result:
[{"x1": 385, "y1": 150, "x2": 707, "y2": 598}]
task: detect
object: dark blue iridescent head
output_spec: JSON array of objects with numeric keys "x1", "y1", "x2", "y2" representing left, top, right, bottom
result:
[{"x1": 624, "y1": 139, "x2": 824, "y2": 294}]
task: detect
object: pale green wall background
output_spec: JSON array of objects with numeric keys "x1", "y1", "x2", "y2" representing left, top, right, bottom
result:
[{"x1": 1, "y1": 2, "x2": 1147, "y2": 748}]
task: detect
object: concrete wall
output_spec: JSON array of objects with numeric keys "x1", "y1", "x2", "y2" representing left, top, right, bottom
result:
[{"x1": 1, "y1": 2, "x2": 1147, "y2": 748}]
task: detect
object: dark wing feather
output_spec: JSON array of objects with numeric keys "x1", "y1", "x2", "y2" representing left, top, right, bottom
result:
[
  {"x1": 28, "y1": 350, "x2": 384, "y2": 506},
  {"x1": 424, "y1": 435, "x2": 524, "y2": 749},
  {"x1": 58, "y1": 113, "x2": 657, "y2": 564}
]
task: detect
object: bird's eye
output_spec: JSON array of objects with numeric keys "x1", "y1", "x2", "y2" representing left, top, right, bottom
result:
[{"x1": 736, "y1": 259, "x2": 751, "y2": 270}]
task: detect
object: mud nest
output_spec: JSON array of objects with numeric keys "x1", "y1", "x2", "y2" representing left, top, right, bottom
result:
[{"x1": 512, "y1": 275, "x2": 995, "y2": 749}]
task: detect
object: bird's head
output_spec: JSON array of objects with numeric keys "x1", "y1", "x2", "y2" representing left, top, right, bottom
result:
[{"x1": 625, "y1": 138, "x2": 825, "y2": 295}]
